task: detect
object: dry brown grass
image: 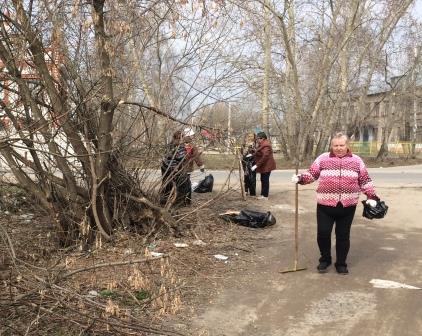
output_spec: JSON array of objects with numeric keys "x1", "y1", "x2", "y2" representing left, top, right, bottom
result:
[{"x1": 0, "y1": 187, "x2": 266, "y2": 335}]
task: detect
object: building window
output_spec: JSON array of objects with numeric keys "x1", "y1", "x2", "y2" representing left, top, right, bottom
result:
[
  {"x1": 373, "y1": 102, "x2": 380, "y2": 117},
  {"x1": 382, "y1": 102, "x2": 389, "y2": 117},
  {"x1": 365, "y1": 103, "x2": 371, "y2": 115}
]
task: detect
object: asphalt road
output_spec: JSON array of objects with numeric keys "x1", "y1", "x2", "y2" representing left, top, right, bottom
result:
[
  {"x1": 201, "y1": 164, "x2": 422, "y2": 188},
  {"x1": 191, "y1": 164, "x2": 422, "y2": 336}
]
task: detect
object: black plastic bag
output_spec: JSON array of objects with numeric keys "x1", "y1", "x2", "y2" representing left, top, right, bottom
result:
[
  {"x1": 242, "y1": 155, "x2": 256, "y2": 196},
  {"x1": 194, "y1": 174, "x2": 214, "y2": 193},
  {"x1": 220, "y1": 209, "x2": 276, "y2": 228},
  {"x1": 362, "y1": 200, "x2": 388, "y2": 219}
]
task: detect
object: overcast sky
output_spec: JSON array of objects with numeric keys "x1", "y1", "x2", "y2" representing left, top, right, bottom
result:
[{"x1": 413, "y1": 0, "x2": 422, "y2": 19}]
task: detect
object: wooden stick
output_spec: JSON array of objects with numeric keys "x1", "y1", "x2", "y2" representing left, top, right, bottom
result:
[
  {"x1": 60, "y1": 255, "x2": 168, "y2": 279},
  {"x1": 280, "y1": 161, "x2": 306, "y2": 273},
  {"x1": 294, "y1": 163, "x2": 299, "y2": 269},
  {"x1": 238, "y1": 153, "x2": 246, "y2": 200}
]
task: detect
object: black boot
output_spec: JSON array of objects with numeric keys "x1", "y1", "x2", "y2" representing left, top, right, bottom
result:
[
  {"x1": 335, "y1": 264, "x2": 349, "y2": 275},
  {"x1": 317, "y1": 261, "x2": 331, "y2": 273}
]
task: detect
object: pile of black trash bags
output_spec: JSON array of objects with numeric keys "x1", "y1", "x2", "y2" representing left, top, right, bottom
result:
[
  {"x1": 193, "y1": 174, "x2": 214, "y2": 193},
  {"x1": 220, "y1": 209, "x2": 276, "y2": 228},
  {"x1": 193, "y1": 174, "x2": 276, "y2": 229}
]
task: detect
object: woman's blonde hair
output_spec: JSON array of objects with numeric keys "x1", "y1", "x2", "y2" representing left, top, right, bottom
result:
[
  {"x1": 244, "y1": 132, "x2": 256, "y2": 144},
  {"x1": 331, "y1": 132, "x2": 349, "y2": 144}
]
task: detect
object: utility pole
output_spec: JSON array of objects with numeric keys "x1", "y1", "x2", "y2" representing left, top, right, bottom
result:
[
  {"x1": 412, "y1": 45, "x2": 419, "y2": 157},
  {"x1": 227, "y1": 102, "x2": 231, "y2": 151}
]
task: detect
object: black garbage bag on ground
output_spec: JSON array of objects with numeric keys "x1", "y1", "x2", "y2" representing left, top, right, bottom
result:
[
  {"x1": 362, "y1": 200, "x2": 388, "y2": 219},
  {"x1": 194, "y1": 174, "x2": 214, "y2": 193},
  {"x1": 242, "y1": 155, "x2": 256, "y2": 196},
  {"x1": 220, "y1": 209, "x2": 276, "y2": 228}
]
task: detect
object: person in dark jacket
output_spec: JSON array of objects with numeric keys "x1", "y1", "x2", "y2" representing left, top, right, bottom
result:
[
  {"x1": 241, "y1": 132, "x2": 257, "y2": 196},
  {"x1": 160, "y1": 130, "x2": 191, "y2": 207},
  {"x1": 252, "y1": 131, "x2": 276, "y2": 199}
]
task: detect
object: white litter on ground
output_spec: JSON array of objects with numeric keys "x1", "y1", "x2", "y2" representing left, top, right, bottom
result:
[
  {"x1": 191, "y1": 182, "x2": 199, "y2": 191},
  {"x1": 174, "y1": 243, "x2": 189, "y2": 248},
  {"x1": 379, "y1": 247, "x2": 396, "y2": 251},
  {"x1": 370, "y1": 279, "x2": 421, "y2": 289},
  {"x1": 193, "y1": 239, "x2": 207, "y2": 246},
  {"x1": 214, "y1": 254, "x2": 229, "y2": 261},
  {"x1": 123, "y1": 248, "x2": 134, "y2": 255},
  {"x1": 87, "y1": 290, "x2": 98, "y2": 298},
  {"x1": 150, "y1": 251, "x2": 164, "y2": 257}
]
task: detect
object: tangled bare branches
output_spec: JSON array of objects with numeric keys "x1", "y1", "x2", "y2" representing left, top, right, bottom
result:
[{"x1": 0, "y1": 217, "x2": 186, "y2": 335}]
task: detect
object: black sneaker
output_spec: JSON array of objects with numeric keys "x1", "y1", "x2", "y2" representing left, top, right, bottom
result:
[
  {"x1": 335, "y1": 265, "x2": 349, "y2": 275},
  {"x1": 317, "y1": 261, "x2": 331, "y2": 273}
]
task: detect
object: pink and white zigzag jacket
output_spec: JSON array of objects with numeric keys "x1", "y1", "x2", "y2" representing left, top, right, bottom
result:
[{"x1": 299, "y1": 151, "x2": 377, "y2": 207}]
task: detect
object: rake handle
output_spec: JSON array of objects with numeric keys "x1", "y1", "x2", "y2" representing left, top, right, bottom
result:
[{"x1": 294, "y1": 163, "x2": 299, "y2": 269}]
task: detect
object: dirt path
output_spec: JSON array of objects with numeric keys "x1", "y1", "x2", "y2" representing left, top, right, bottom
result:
[{"x1": 186, "y1": 184, "x2": 422, "y2": 336}]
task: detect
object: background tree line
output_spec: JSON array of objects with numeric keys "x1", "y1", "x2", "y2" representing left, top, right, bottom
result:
[{"x1": 0, "y1": 0, "x2": 421, "y2": 244}]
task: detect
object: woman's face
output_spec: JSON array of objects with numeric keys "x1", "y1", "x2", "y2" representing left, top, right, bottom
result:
[
  {"x1": 246, "y1": 133, "x2": 255, "y2": 144},
  {"x1": 331, "y1": 137, "x2": 348, "y2": 157},
  {"x1": 172, "y1": 132, "x2": 183, "y2": 144}
]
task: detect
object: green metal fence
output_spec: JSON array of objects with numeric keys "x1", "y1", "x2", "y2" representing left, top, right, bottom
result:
[
  {"x1": 349, "y1": 141, "x2": 421, "y2": 156},
  {"x1": 348, "y1": 142, "x2": 378, "y2": 156}
]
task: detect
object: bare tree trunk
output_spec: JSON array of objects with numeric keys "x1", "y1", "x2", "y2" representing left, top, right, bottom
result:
[
  {"x1": 90, "y1": 0, "x2": 116, "y2": 238},
  {"x1": 261, "y1": 0, "x2": 412, "y2": 163},
  {"x1": 376, "y1": 96, "x2": 395, "y2": 160},
  {"x1": 411, "y1": 46, "x2": 420, "y2": 158},
  {"x1": 261, "y1": 0, "x2": 271, "y2": 135},
  {"x1": 275, "y1": 0, "x2": 305, "y2": 162}
]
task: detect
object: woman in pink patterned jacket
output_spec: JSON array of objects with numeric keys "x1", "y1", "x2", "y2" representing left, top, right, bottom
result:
[{"x1": 291, "y1": 132, "x2": 379, "y2": 275}]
